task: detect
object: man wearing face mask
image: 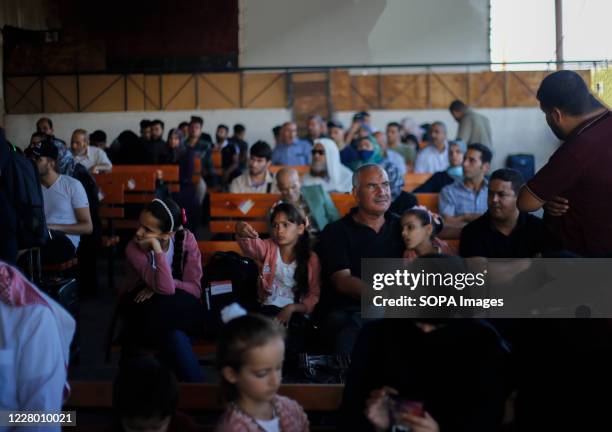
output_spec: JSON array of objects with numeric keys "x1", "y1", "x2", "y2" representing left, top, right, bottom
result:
[
  {"x1": 413, "y1": 140, "x2": 465, "y2": 193},
  {"x1": 517, "y1": 70, "x2": 612, "y2": 256}
]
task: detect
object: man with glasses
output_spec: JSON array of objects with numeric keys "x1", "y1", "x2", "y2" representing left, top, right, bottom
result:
[{"x1": 460, "y1": 168, "x2": 546, "y2": 258}]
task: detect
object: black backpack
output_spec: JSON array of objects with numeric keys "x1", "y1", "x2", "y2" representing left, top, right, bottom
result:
[
  {"x1": 3, "y1": 146, "x2": 49, "y2": 249},
  {"x1": 201, "y1": 251, "x2": 259, "y2": 337}
]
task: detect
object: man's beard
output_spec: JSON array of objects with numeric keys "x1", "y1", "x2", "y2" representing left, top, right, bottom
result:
[
  {"x1": 311, "y1": 162, "x2": 327, "y2": 177},
  {"x1": 549, "y1": 122, "x2": 567, "y2": 140}
]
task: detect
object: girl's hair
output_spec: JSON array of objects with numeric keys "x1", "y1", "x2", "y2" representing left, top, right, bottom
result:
[
  {"x1": 144, "y1": 198, "x2": 186, "y2": 280},
  {"x1": 402, "y1": 207, "x2": 444, "y2": 239},
  {"x1": 269, "y1": 202, "x2": 311, "y2": 300},
  {"x1": 167, "y1": 128, "x2": 181, "y2": 142},
  {"x1": 216, "y1": 314, "x2": 286, "y2": 400}
]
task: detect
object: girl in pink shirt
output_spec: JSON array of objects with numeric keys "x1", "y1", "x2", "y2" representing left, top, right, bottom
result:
[
  {"x1": 401, "y1": 206, "x2": 455, "y2": 260},
  {"x1": 236, "y1": 202, "x2": 321, "y2": 356},
  {"x1": 119, "y1": 197, "x2": 204, "y2": 381},
  {"x1": 215, "y1": 306, "x2": 309, "y2": 432},
  {"x1": 235, "y1": 202, "x2": 321, "y2": 325}
]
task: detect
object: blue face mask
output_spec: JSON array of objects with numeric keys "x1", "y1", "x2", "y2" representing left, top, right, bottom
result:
[
  {"x1": 447, "y1": 165, "x2": 463, "y2": 178},
  {"x1": 358, "y1": 150, "x2": 374, "y2": 161}
]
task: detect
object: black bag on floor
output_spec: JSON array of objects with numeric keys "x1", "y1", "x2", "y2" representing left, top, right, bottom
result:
[
  {"x1": 202, "y1": 251, "x2": 259, "y2": 337},
  {"x1": 506, "y1": 154, "x2": 535, "y2": 182},
  {"x1": 295, "y1": 353, "x2": 351, "y2": 384}
]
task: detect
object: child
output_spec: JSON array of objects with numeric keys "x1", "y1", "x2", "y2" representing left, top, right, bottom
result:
[
  {"x1": 401, "y1": 206, "x2": 455, "y2": 261},
  {"x1": 119, "y1": 197, "x2": 204, "y2": 382},
  {"x1": 235, "y1": 202, "x2": 320, "y2": 326},
  {"x1": 216, "y1": 304, "x2": 309, "y2": 431},
  {"x1": 112, "y1": 357, "x2": 203, "y2": 432}
]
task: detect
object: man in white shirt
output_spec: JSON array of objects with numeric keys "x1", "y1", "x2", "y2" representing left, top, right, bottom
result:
[
  {"x1": 414, "y1": 121, "x2": 450, "y2": 173},
  {"x1": 27, "y1": 140, "x2": 92, "y2": 264},
  {"x1": 0, "y1": 261, "x2": 76, "y2": 431},
  {"x1": 70, "y1": 129, "x2": 112, "y2": 174},
  {"x1": 229, "y1": 140, "x2": 278, "y2": 193}
]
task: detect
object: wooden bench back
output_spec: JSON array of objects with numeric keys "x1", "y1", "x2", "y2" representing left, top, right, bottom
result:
[
  {"x1": 415, "y1": 193, "x2": 439, "y2": 214},
  {"x1": 403, "y1": 173, "x2": 432, "y2": 191},
  {"x1": 197, "y1": 240, "x2": 243, "y2": 264},
  {"x1": 65, "y1": 381, "x2": 344, "y2": 412}
]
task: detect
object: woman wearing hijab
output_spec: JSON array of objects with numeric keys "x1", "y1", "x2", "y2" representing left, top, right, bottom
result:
[
  {"x1": 350, "y1": 135, "x2": 418, "y2": 214},
  {"x1": 302, "y1": 137, "x2": 354, "y2": 193}
]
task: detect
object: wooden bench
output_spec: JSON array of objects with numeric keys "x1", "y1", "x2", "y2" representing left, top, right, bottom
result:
[
  {"x1": 209, "y1": 192, "x2": 439, "y2": 234},
  {"x1": 95, "y1": 164, "x2": 180, "y2": 203},
  {"x1": 415, "y1": 193, "x2": 439, "y2": 214},
  {"x1": 66, "y1": 381, "x2": 343, "y2": 412},
  {"x1": 197, "y1": 240, "x2": 243, "y2": 264},
  {"x1": 209, "y1": 193, "x2": 281, "y2": 234},
  {"x1": 404, "y1": 173, "x2": 432, "y2": 191}
]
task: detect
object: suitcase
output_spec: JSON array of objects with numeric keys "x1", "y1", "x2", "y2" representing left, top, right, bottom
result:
[{"x1": 506, "y1": 154, "x2": 535, "y2": 182}]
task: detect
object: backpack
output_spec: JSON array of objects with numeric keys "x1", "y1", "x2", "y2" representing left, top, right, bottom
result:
[
  {"x1": 506, "y1": 154, "x2": 535, "y2": 182},
  {"x1": 3, "y1": 147, "x2": 49, "y2": 249},
  {"x1": 201, "y1": 251, "x2": 259, "y2": 337}
]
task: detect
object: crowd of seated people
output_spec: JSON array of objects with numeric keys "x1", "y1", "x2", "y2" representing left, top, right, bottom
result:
[{"x1": 3, "y1": 71, "x2": 612, "y2": 431}]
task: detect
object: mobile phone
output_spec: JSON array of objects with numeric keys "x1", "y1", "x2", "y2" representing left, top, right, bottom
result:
[{"x1": 388, "y1": 395, "x2": 425, "y2": 432}]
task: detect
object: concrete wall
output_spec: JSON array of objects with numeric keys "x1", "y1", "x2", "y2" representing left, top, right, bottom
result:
[
  {"x1": 5, "y1": 107, "x2": 559, "y2": 172},
  {"x1": 240, "y1": 0, "x2": 490, "y2": 68}
]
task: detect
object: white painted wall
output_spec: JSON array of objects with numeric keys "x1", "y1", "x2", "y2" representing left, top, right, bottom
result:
[
  {"x1": 5, "y1": 107, "x2": 560, "y2": 173},
  {"x1": 335, "y1": 108, "x2": 560, "y2": 171},
  {"x1": 4, "y1": 109, "x2": 292, "y2": 150},
  {"x1": 240, "y1": 0, "x2": 490, "y2": 68}
]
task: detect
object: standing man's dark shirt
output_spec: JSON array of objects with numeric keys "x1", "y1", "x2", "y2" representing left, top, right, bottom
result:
[
  {"x1": 316, "y1": 208, "x2": 405, "y2": 311},
  {"x1": 460, "y1": 211, "x2": 545, "y2": 258},
  {"x1": 526, "y1": 111, "x2": 612, "y2": 255}
]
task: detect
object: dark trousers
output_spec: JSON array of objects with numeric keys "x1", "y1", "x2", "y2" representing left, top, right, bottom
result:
[
  {"x1": 119, "y1": 288, "x2": 205, "y2": 382},
  {"x1": 42, "y1": 230, "x2": 76, "y2": 264},
  {"x1": 322, "y1": 306, "x2": 363, "y2": 355},
  {"x1": 260, "y1": 304, "x2": 309, "y2": 355},
  {"x1": 0, "y1": 190, "x2": 17, "y2": 264}
]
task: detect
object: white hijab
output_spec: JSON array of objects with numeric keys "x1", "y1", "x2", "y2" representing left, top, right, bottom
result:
[{"x1": 302, "y1": 138, "x2": 353, "y2": 193}]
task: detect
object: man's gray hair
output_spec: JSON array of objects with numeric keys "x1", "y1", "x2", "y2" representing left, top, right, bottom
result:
[
  {"x1": 352, "y1": 163, "x2": 385, "y2": 188},
  {"x1": 431, "y1": 121, "x2": 447, "y2": 133}
]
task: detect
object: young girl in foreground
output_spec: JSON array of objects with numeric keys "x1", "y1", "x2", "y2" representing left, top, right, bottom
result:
[
  {"x1": 119, "y1": 197, "x2": 203, "y2": 381},
  {"x1": 235, "y1": 202, "x2": 320, "y2": 325},
  {"x1": 216, "y1": 304, "x2": 309, "y2": 431},
  {"x1": 401, "y1": 206, "x2": 455, "y2": 260}
]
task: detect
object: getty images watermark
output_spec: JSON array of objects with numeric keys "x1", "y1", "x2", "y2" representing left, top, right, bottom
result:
[{"x1": 361, "y1": 258, "x2": 612, "y2": 319}]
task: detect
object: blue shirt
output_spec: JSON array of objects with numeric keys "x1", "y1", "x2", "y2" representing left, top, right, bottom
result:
[
  {"x1": 439, "y1": 178, "x2": 488, "y2": 217},
  {"x1": 386, "y1": 148, "x2": 407, "y2": 177},
  {"x1": 271, "y1": 140, "x2": 312, "y2": 165}
]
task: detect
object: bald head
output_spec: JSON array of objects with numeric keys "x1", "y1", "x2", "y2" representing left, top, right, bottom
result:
[{"x1": 277, "y1": 168, "x2": 301, "y2": 204}]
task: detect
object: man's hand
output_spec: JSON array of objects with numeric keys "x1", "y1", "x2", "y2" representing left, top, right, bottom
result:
[
  {"x1": 365, "y1": 387, "x2": 397, "y2": 431},
  {"x1": 236, "y1": 221, "x2": 259, "y2": 239},
  {"x1": 402, "y1": 412, "x2": 439, "y2": 432},
  {"x1": 134, "y1": 288, "x2": 155, "y2": 303},
  {"x1": 544, "y1": 196, "x2": 570, "y2": 217}
]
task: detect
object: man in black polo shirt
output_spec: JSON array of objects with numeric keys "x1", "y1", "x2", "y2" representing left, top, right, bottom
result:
[
  {"x1": 460, "y1": 168, "x2": 545, "y2": 258},
  {"x1": 517, "y1": 70, "x2": 612, "y2": 256},
  {"x1": 316, "y1": 164, "x2": 405, "y2": 354}
]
